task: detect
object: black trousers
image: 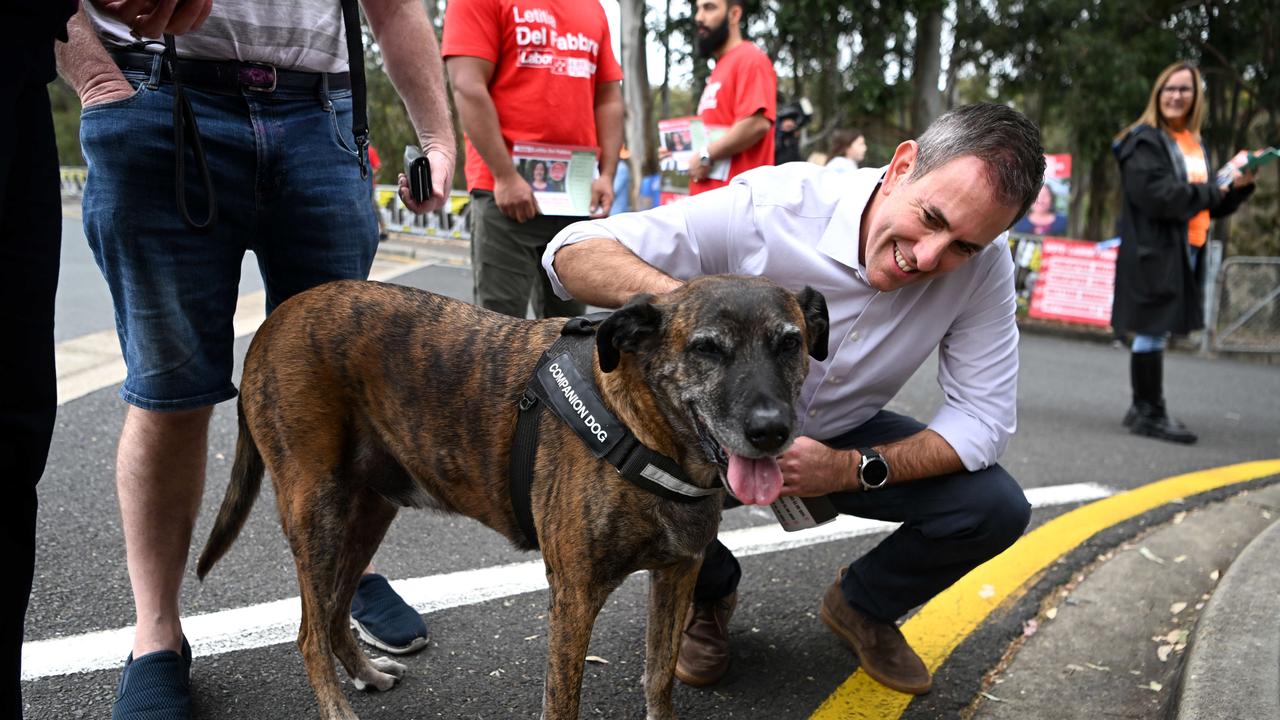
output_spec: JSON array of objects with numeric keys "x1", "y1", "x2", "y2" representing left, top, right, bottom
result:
[
  {"x1": 0, "y1": 69, "x2": 62, "y2": 715},
  {"x1": 694, "y1": 411, "x2": 1032, "y2": 623}
]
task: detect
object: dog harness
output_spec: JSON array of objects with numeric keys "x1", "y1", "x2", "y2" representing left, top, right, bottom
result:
[{"x1": 508, "y1": 314, "x2": 721, "y2": 550}]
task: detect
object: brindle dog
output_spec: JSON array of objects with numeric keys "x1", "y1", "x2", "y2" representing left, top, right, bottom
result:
[{"x1": 196, "y1": 275, "x2": 828, "y2": 720}]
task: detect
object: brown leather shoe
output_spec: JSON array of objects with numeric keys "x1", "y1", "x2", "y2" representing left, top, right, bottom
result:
[
  {"x1": 819, "y1": 569, "x2": 931, "y2": 695},
  {"x1": 674, "y1": 593, "x2": 736, "y2": 687}
]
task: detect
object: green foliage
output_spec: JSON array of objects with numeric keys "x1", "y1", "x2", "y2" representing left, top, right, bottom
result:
[{"x1": 49, "y1": 78, "x2": 84, "y2": 167}]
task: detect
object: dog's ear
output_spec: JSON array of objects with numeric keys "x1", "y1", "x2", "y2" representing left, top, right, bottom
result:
[
  {"x1": 795, "y1": 286, "x2": 829, "y2": 361},
  {"x1": 596, "y1": 294, "x2": 663, "y2": 373}
]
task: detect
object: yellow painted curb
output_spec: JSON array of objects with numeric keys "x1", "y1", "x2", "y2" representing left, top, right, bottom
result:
[{"x1": 810, "y1": 459, "x2": 1280, "y2": 720}]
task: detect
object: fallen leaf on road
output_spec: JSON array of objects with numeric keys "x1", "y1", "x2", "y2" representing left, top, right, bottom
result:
[
  {"x1": 1144, "y1": 681, "x2": 1163, "y2": 692},
  {"x1": 524, "y1": 635, "x2": 540, "y2": 641},
  {"x1": 585, "y1": 656, "x2": 609, "y2": 665},
  {"x1": 1263, "y1": 510, "x2": 1273, "y2": 520},
  {"x1": 1172, "y1": 511, "x2": 1186, "y2": 524},
  {"x1": 1139, "y1": 547, "x2": 1165, "y2": 564},
  {"x1": 1046, "y1": 607, "x2": 1058, "y2": 620},
  {"x1": 1066, "y1": 663, "x2": 1086, "y2": 673},
  {"x1": 1157, "y1": 645, "x2": 1173, "y2": 662},
  {"x1": 1170, "y1": 602, "x2": 1187, "y2": 615},
  {"x1": 1085, "y1": 662, "x2": 1110, "y2": 672},
  {"x1": 980, "y1": 692, "x2": 1004, "y2": 702},
  {"x1": 1173, "y1": 555, "x2": 1188, "y2": 563},
  {"x1": 978, "y1": 584, "x2": 996, "y2": 599},
  {"x1": 1209, "y1": 569, "x2": 1220, "y2": 582}
]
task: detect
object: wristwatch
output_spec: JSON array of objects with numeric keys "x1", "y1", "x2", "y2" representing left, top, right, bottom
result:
[
  {"x1": 856, "y1": 447, "x2": 890, "y2": 491},
  {"x1": 698, "y1": 147, "x2": 713, "y2": 168}
]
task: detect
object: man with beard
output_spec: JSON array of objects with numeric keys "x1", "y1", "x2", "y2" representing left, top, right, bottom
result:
[
  {"x1": 687, "y1": 0, "x2": 776, "y2": 195},
  {"x1": 543, "y1": 103, "x2": 1044, "y2": 694}
]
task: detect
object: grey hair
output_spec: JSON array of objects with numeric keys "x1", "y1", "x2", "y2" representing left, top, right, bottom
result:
[{"x1": 908, "y1": 103, "x2": 1046, "y2": 226}]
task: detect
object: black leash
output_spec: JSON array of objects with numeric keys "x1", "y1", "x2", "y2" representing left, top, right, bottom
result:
[
  {"x1": 339, "y1": 0, "x2": 371, "y2": 179},
  {"x1": 163, "y1": 33, "x2": 216, "y2": 231},
  {"x1": 159, "y1": 0, "x2": 370, "y2": 231}
]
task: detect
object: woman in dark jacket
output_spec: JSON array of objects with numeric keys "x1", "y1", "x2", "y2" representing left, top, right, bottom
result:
[{"x1": 1112, "y1": 61, "x2": 1256, "y2": 444}]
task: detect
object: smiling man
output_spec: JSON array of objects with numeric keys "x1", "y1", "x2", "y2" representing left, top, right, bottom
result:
[{"x1": 542, "y1": 103, "x2": 1045, "y2": 694}]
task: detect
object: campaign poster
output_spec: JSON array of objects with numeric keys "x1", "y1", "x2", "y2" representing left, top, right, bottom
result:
[
  {"x1": 1028, "y1": 237, "x2": 1117, "y2": 327},
  {"x1": 1012, "y1": 153, "x2": 1072, "y2": 236},
  {"x1": 511, "y1": 142, "x2": 599, "y2": 216},
  {"x1": 657, "y1": 116, "x2": 730, "y2": 205}
]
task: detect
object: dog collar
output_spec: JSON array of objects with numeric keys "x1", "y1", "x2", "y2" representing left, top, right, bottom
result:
[{"x1": 508, "y1": 316, "x2": 721, "y2": 549}]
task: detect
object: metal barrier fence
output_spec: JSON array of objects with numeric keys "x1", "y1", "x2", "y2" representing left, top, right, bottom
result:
[
  {"x1": 375, "y1": 185, "x2": 471, "y2": 241},
  {"x1": 61, "y1": 166, "x2": 88, "y2": 198},
  {"x1": 1211, "y1": 256, "x2": 1280, "y2": 353}
]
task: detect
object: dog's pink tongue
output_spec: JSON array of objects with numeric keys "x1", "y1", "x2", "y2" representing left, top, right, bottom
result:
[{"x1": 726, "y1": 454, "x2": 783, "y2": 506}]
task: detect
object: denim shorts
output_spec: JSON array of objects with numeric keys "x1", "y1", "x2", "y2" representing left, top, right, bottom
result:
[{"x1": 80, "y1": 70, "x2": 378, "y2": 411}]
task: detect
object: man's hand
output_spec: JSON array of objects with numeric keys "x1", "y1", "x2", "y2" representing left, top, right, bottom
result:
[
  {"x1": 589, "y1": 174, "x2": 614, "y2": 218},
  {"x1": 91, "y1": 0, "x2": 213, "y2": 38},
  {"x1": 689, "y1": 157, "x2": 711, "y2": 183},
  {"x1": 778, "y1": 437, "x2": 857, "y2": 497},
  {"x1": 494, "y1": 172, "x2": 539, "y2": 223},
  {"x1": 396, "y1": 147, "x2": 455, "y2": 215},
  {"x1": 80, "y1": 76, "x2": 137, "y2": 108}
]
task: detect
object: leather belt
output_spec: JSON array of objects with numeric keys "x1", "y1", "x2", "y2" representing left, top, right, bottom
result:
[{"x1": 110, "y1": 50, "x2": 351, "y2": 95}]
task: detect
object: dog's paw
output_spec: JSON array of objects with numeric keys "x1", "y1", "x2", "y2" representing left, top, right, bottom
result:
[
  {"x1": 350, "y1": 657, "x2": 407, "y2": 692},
  {"x1": 370, "y1": 656, "x2": 408, "y2": 678}
]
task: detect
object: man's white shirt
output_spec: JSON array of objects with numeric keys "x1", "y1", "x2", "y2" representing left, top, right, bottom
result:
[{"x1": 543, "y1": 162, "x2": 1018, "y2": 472}]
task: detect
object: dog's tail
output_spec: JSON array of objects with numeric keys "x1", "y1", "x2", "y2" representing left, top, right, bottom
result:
[{"x1": 196, "y1": 399, "x2": 264, "y2": 580}]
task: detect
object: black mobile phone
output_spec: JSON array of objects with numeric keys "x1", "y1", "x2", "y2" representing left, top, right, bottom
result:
[{"x1": 404, "y1": 145, "x2": 433, "y2": 204}]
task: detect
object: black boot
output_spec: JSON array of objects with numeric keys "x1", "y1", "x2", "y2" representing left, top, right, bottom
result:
[{"x1": 1128, "y1": 351, "x2": 1197, "y2": 444}]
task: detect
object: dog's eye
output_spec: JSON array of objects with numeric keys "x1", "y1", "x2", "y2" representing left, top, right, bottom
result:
[
  {"x1": 688, "y1": 338, "x2": 725, "y2": 360},
  {"x1": 778, "y1": 335, "x2": 801, "y2": 353}
]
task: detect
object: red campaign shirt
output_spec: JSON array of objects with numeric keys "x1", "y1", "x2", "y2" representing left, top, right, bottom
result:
[
  {"x1": 442, "y1": 0, "x2": 623, "y2": 192},
  {"x1": 690, "y1": 42, "x2": 777, "y2": 195}
]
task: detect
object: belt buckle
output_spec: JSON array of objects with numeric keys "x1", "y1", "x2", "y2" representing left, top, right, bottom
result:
[{"x1": 239, "y1": 62, "x2": 277, "y2": 92}]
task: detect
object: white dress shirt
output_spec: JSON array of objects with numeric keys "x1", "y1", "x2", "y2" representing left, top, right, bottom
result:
[{"x1": 542, "y1": 162, "x2": 1018, "y2": 472}]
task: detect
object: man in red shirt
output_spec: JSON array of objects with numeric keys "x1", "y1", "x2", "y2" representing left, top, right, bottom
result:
[
  {"x1": 687, "y1": 0, "x2": 777, "y2": 195},
  {"x1": 443, "y1": 0, "x2": 624, "y2": 318}
]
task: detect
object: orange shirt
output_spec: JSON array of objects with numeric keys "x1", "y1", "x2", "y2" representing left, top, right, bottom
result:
[
  {"x1": 442, "y1": 0, "x2": 623, "y2": 192},
  {"x1": 1170, "y1": 129, "x2": 1210, "y2": 248},
  {"x1": 690, "y1": 42, "x2": 777, "y2": 195}
]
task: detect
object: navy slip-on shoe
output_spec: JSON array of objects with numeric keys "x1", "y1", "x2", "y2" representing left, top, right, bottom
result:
[
  {"x1": 112, "y1": 637, "x2": 192, "y2": 720},
  {"x1": 350, "y1": 573, "x2": 429, "y2": 655}
]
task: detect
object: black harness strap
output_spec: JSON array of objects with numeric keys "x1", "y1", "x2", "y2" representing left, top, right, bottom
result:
[{"x1": 508, "y1": 314, "x2": 721, "y2": 550}]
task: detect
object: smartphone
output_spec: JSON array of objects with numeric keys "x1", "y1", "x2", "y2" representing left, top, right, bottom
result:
[{"x1": 404, "y1": 145, "x2": 433, "y2": 204}]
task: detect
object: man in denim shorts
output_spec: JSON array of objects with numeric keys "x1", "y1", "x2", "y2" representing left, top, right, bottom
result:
[{"x1": 56, "y1": 1, "x2": 455, "y2": 717}]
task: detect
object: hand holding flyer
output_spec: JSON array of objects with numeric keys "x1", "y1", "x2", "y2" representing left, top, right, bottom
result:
[
  {"x1": 1215, "y1": 147, "x2": 1277, "y2": 187},
  {"x1": 657, "y1": 117, "x2": 731, "y2": 181},
  {"x1": 510, "y1": 142, "x2": 601, "y2": 216}
]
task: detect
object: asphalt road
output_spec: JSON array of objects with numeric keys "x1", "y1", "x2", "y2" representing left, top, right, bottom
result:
[{"x1": 22, "y1": 219, "x2": 1280, "y2": 719}]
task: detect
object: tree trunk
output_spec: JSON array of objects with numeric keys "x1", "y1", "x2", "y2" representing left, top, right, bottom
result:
[
  {"x1": 1084, "y1": 148, "x2": 1112, "y2": 242},
  {"x1": 620, "y1": 0, "x2": 655, "y2": 190},
  {"x1": 910, "y1": 5, "x2": 944, "y2": 135},
  {"x1": 660, "y1": 0, "x2": 672, "y2": 119}
]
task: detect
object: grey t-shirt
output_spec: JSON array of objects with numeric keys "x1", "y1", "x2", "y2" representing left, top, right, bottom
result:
[{"x1": 87, "y1": 0, "x2": 349, "y2": 73}]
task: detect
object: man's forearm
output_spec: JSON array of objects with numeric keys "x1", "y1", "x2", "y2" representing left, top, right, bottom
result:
[
  {"x1": 55, "y1": 7, "x2": 128, "y2": 103},
  {"x1": 362, "y1": 0, "x2": 455, "y2": 156},
  {"x1": 867, "y1": 429, "x2": 965, "y2": 489},
  {"x1": 552, "y1": 237, "x2": 682, "y2": 308},
  {"x1": 707, "y1": 112, "x2": 771, "y2": 162},
  {"x1": 594, "y1": 82, "x2": 623, "y2": 178}
]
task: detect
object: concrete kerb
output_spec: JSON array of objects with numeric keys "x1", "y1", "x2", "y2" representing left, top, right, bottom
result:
[{"x1": 1176, "y1": 514, "x2": 1280, "y2": 720}]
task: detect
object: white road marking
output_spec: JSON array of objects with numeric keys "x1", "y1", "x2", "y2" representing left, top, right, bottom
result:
[
  {"x1": 53, "y1": 258, "x2": 432, "y2": 405},
  {"x1": 20, "y1": 482, "x2": 1113, "y2": 680}
]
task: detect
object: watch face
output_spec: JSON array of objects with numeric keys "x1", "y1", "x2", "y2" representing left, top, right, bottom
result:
[{"x1": 862, "y1": 458, "x2": 889, "y2": 487}]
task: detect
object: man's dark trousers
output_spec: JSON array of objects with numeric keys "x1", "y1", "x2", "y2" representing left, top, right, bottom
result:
[
  {"x1": 0, "y1": 57, "x2": 62, "y2": 716},
  {"x1": 694, "y1": 410, "x2": 1032, "y2": 622}
]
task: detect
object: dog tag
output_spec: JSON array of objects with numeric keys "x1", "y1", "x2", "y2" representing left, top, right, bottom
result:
[{"x1": 769, "y1": 495, "x2": 839, "y2": 532}]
